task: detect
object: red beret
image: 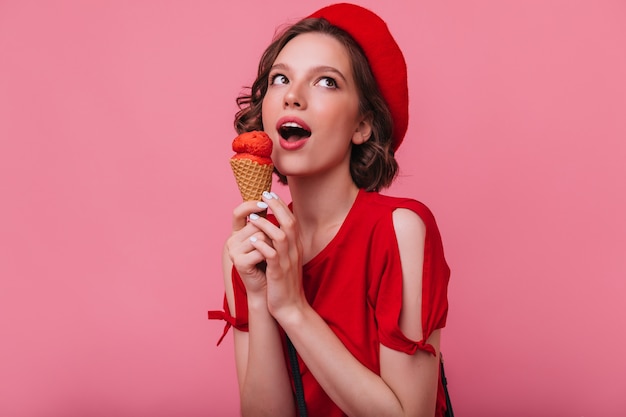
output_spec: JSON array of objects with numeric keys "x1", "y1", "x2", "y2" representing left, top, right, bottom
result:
[{"x1": 308, "y1": 3, "x2": 409, "y2": 151}]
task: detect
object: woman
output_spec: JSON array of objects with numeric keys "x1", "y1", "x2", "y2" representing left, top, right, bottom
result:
[{"x1": 209, "y1": 3, "x2": 450, "y2": 416}]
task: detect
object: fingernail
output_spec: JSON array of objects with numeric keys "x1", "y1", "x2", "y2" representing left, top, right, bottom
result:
[
  {"x1": 270, "y1": 192, "x2": 279, "y2": 200},
  {"x1": 256, "y1": 201, "x2": 268, "y2": 209},
  {"x1": 250, "y1": 236, "x2": 258, "y2": 243},
  {"x1": 249, "y1": 213, "x2": 260, "y2": 221},
  {"x1": 262, "y1": 191, "x2": 272, "y2": 199}
]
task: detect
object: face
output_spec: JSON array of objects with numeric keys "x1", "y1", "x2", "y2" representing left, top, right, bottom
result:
[{"x1": 261, "y1": 32, "x2": 371, "y2": 182}]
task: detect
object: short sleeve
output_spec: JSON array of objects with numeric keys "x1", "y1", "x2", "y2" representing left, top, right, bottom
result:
[
  {"x1": 372, "y1": 201, "x2": 450, "y2": 356},
  {"x1": 207, "y1": 268, "x2": 250, "y2": 345}
]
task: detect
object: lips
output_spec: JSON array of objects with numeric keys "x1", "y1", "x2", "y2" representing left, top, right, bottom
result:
[{"x1": 276, "y1": 117, "x2": 311, "y2": 150}]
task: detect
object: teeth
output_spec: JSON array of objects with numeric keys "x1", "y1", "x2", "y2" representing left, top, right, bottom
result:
[{"x1": 281, "y1": 122, "x2": 303, "y2": 129}]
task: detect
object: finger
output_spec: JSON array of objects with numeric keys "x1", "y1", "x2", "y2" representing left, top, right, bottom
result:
[
  {"x1": 231, "y1": 249, "x2": 267, "y2": 275},
  {"x1": 249, "y1": 234, "x2": 278, "y2": 261},
  {"x1": 231, "y1": 200, "x2": 270, "y2": 231},
  {"x1": 261, "y1": 192, "x2": 297, "y2": 232},
  {"x1": 243, "y1": 230, "x2": 274, "y2": 254},
  {"x1": 227, "y1": 224, "x2": 270, "y2": 255},
  {"x1": 247, "y1": 212, "x2": 287, "y2": 247},
  {"x1": 248, "y1": 215, "x2": 299, "y2": 271},
  {"x1": 228, "y1": 229, "x2": 271, "y2": 265}
]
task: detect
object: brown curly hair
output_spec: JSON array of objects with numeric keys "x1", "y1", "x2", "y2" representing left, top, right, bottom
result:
[{"x1": 234, "y1": 18, "x2": 399, "y2": 192}]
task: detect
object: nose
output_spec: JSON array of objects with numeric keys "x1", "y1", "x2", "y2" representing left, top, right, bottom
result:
[{"x1": 283, "y1": 82, "x2": 306, "y2": 109}]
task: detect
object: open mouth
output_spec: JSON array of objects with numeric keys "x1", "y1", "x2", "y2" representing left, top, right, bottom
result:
[{"x1": 278, "y1": 122, "x2": 311, "y2": 142}]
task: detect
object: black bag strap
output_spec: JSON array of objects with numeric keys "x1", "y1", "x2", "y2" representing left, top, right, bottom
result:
[
  {"x1": 440, "y1": 352, "x2": 455, "y2": 417},
  {"x1": 286, "y1": 336, "x2": 308, "y2": 417}
]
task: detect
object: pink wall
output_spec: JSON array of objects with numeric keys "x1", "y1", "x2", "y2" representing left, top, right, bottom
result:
[{"x1": 1, "y1": 1, "x2": 624, "y2": 416}]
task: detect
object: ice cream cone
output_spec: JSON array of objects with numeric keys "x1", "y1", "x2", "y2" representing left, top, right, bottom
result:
[
  {"x1": 230, "y1": 158, "x2": 273, "y2": 201},
  {"x1": 229, "y1": 131, "x2": 274, "y2": 202}
]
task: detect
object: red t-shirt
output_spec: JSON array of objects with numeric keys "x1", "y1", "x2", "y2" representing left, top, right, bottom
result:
[{"x1": 209, "y1": 189, "x2": 450, "y2": 416}]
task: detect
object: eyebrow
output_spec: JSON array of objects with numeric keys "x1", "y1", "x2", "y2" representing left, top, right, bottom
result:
[{"x1": 269, "y1": 63, "x2": 348, "y2": 83}]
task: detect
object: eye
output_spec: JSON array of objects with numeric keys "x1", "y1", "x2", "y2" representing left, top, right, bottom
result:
[
  {"x1": 270, "y1": 73, "x2": 289, "y2": 85},
  {"x1": 316, "y1": 77, "x2": 337, "y2": 89}
]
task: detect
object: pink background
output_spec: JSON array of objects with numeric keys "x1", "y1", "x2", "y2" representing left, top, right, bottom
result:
[{"x1": 1, "y1": 1, "x2": 625, "y2": 416}]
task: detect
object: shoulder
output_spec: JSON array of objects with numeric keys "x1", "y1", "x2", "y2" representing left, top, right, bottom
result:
[
  {"x1": 362, "y1": 191, "x2": 438, "y2": 229},
  {"x1": 392, "y1": 208, "x2": 427, "y2": 244},
  {"x1": 391, "y1": 209, "x2": 427, "y2": 281},
  {"x1": 361, "y1": 191, "x2": 429, "y2": 261}
]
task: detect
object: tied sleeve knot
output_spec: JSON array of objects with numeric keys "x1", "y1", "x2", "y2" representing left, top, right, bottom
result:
[
  {"x1": 208, "y1": 294, "x2": 248, "y2": 345},
  {"x1": 208, "y1": 310, "x2": 232, "y2": 346},
  {"x1": 380, "y1": 325, "x2": 438, "y2": 357}
]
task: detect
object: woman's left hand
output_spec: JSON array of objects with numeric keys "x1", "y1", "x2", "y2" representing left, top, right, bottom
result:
[{"x1": 247, "y1": 191, "x2": 307, "y2": 321}]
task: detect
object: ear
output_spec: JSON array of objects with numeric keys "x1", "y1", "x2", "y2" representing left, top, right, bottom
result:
[{"x1": 351, "y1": 112, "x2": 373, "y2": 145}]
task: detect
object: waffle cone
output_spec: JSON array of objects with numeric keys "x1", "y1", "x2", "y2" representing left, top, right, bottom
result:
[{"x1": 230, "y1": 158, "x2": 274, "y2": 201}]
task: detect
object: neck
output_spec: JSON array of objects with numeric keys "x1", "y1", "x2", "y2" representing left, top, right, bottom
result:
[
  {"x1": 282, "y1": 163, "x2": 364, "y2": 262},
  {"x1": 287, "y1": 173, "x2": 360, "y2": 231}
]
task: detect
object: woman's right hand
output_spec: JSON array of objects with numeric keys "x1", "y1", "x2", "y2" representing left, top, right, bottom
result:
[{"x1": 225, "y1": 200, "x2": 273, "y2": 297}]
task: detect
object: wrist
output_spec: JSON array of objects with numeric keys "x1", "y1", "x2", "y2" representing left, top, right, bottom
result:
[
  {"x1": 247, "y1": 292, "x2": 269, "y2": 313},
  {"x1": 273, "y1": 302, "x2": 311, "y2": 333}
]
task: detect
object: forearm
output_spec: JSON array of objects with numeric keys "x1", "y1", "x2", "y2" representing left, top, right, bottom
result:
[
  {"x1": 278, "y1": 306, "x2": 405, "y2": 417},
  {"x1": 240, "y1": 295, "x2": 295, "y2": 417}
]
